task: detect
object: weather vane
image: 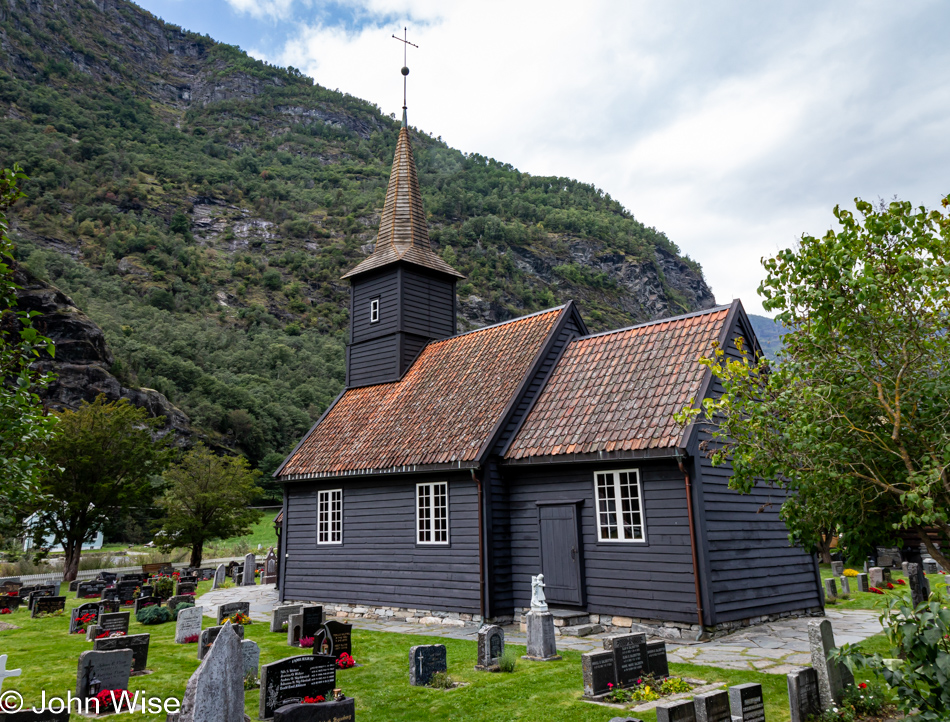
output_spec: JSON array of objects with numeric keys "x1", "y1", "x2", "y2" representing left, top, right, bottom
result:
[{"x1": 392, "y1": 27, "x2": 418, "y2": 121}]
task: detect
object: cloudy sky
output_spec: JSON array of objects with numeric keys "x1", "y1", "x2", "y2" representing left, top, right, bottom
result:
[{"x1": 136, "y1": 0, "x2": 950, "y2": 315}]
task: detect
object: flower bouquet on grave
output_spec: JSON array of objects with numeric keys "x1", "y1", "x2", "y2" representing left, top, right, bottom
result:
[
  {"x1": 0, "y1": 608, "x2": 11, "y2": 615},
  {"x1": 299, "y1": 636, "x2": 315, "y2": 649},
  {"x1": 227, "y1": 612, "x2": 252, "y2": 626},
  {"x1": 885, "y1": 582, "x2": 895, "y2": 590},
  {"x1": 93, "y1": 689, "x2": 131, "y2": 714},
  {"x1": 336, "y1": 653, "x2": 356, "y2": 669},
  {"x1": 74, "y1": 612, "x2": 97, "y2": 633},
  {"x1": 82, "y1": 594, "x2": 99, "y2": 599},
  {"x1": 895, "y1": 579, "x2": 906, "y2": 586},
  {"x1": 96, "y1": 631, "x2": 126, "y2": 639},
  {"x1": 301, "y1": 696, "x2": 326, "y2": 704},
  {"x1": 183, "y1": 634, "x2": 199, "y2": 644},
  {"x1": 870, "y1": 587, "x2": 885, "y2": 594}
]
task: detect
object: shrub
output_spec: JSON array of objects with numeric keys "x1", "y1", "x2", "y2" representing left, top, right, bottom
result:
[
  {"x1": 497, "y1": 649, "x2": 516, "y2": 673},
  {"x1": 427, "y1": 672, "x2": 454, "y2": 689},
  {"x1": 151, "y1": 576, "x2": 174, "y2": 599},
  {"x1": 172, "y1": 602, "x2": 194, "y2": 620},
  {"x1": 136, "y1": 605, "x2": 172, "y2": 625}
]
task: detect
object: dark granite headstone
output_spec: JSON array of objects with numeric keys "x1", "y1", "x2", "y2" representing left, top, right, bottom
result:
[
  {"x1": 656, "y1": 700, "x2": 697, "y2": 722},
  {"x1": 97, "y1": 611, "x2": 131, "y2": 636},
  {"x1": 409, "y1": 644, "x2": 447, "y2": 687},
  {"x1": 729, "y1": 683, "x2": 766, "y2": 722},
  {"x1": 69, "y1": 603, "x2": 101, "y2": 634},
  {"x1": 27, "y1": 587, "x2": 56, "y2": 611},
  {"x1": 788, "y1": 667, "x2": 821, "y2": 722},
  {"x1": 75, "y1": 649, "x2": 133, "y2": 702},
  {"x1": 94, "y1": 633, "x2": 150, "y2": 674},
  {"x1": 693, "y1": 689, "x2": 730, "y2": 722},
  {"x1": 259, "y1": 655, "x2": 337, "y2": 719},
  {"x1": 907, "y1": 563, "x2": 929, "y2": 607},
  {"x1": 138, "y1": 585, "x2": 153, "y2": 598},
  {"x1": 262, "y1": 550, "x2": 278, "y2": 585},
  {"x1": 301, "y1": 606, "x2": 324, "y2": 638},
  {"x1": 0, "y1": 597, "x2": 21, "y2": 613},
  {"x1": 76, "y1": 581, "x2": 106, "y2": 599},
  {"x1": 273, "y1": 699, "x2": 355, "y2": 722},
  {"x1": 606, "y1": 634, "x2": 648, "y2": 686},
  {"x1": 582, "y1": 650, "x2": 617, "y2": 697},
  {"x1": 198, "y1": 624, "x2": 245, "y2": 660},
  {"x1": 176, "y1": 582, "x2": 196, "y2": 596},
  {"x1": 101, "y1": 587, "x2": 120, "y2": 603},
  {"x1": 0, "y1": 708, "x2": 70, "y2": 722},
  {"x1": 0, "y1": 581, "x2": 22, "y2": 595},
  {"x1": 166, "y1": 595, "x2": 194, "y2": 614},
  {"x1": 98, "y1": 599, "x2": 120, "y2": 614},
  {"x1": 31, "y1": 596, "x2": 65, "y2": 618},
  {"x1": 217, "y1": 601, "x2": 251, "y2": 625},
  {"x1": 647, "y1": 640, "x2": 670, "y2": 679},
  {"x1": 96, "y1": 572, "x2": 117, "y2": 584},
  {"x1": 856, "y1": 573, "x2": 869, "y2": 593},
  {"x1": 323, "y1": 620, "x2": 352, "y2": 660},
  {"x1": 134, "y1": 596, "x2": 160, "y2": 614},
  {"x1": 824, "y1": 578, "x2": 837, "y2": 601},
  {"x1": 476, "y1": 624, "x2": 504, "y2": 669}
]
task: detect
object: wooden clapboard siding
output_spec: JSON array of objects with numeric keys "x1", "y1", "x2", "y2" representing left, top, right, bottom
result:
[
  {"x1": 690, "y1": 309, "x2": 822, "y2": 624},
  {"x1": 504, "y1": 460, "x2": 700, "y2": 622},
  {"x1": 351, "y1": 267, "x2": 399, "y2": 343},
  {"x1": 401, "y1": 268, "x2": 456, "y2": 339},
  {"x1": 282, "y1": 472, "x2": 482, "y2": 614},
  {"x1": 347, "y1": 334, "x2": 399, "y2": 387}
]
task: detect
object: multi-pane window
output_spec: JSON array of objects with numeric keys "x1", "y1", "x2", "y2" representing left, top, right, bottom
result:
[
  {"x1": 317, "y1": 489, "x2": 342, "y2": 544},
  {"x1": 370, "y1": 298, "x2": 380, "y2": 323},
  {"x1": 417, "y1": 482, "x2": 448, "y2": 544},
  {"x1": 594, "y1": 469, "x2": 645, "y2": 542}
]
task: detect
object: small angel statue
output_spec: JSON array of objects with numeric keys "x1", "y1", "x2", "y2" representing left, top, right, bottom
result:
[{"x1": 530, "y1": 573, "x2": 548, "y2": 612}]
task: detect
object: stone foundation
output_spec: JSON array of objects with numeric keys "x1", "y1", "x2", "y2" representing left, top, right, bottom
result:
[{"x1": 284, "y1": 600, "x2": 485, "y2": 628}]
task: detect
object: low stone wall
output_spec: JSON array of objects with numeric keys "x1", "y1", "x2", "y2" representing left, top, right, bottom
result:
[{"x1": 285, "y1": 600, "x2": 485, "y2": 629}]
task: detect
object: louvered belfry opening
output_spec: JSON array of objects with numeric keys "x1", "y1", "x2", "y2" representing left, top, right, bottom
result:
[{"x1": 342, "y1": 125, "x2": 464, "y2": 388}]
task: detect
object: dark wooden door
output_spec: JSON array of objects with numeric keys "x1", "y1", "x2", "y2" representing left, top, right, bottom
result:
[{"x1": 538, "y1": 504, "x2": 584, "y2": 606}]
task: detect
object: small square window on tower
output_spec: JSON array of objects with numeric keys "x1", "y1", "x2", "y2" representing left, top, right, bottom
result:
[{"x1": 370, "y1": 298, "x2": 380, "y2": 323}]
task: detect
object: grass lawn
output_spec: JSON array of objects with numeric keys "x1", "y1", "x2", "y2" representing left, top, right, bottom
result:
[
  {"x1": 213, "y1": 515, "x2": 279, "y2": 552},
  {"x1": 1, "y1": 579, "x2": 796, "y2": 722},
  {"x1": 817, "y1": 564, "x2": 948, "y2": 611}
]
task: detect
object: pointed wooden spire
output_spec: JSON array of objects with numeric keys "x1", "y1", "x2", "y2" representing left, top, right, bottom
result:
[{"x1": 342, "y1": 124, "x2": 463, "y2": 280}]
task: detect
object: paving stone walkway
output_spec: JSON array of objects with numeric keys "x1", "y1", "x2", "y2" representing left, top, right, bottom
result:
[{"x1": 197, "y1": 586, "x2": 883, "y2": 675}]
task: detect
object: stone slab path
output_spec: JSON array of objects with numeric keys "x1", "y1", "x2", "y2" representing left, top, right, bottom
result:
[{"x1": 197, "y1": 586, "x2": 883, "y2": 675}]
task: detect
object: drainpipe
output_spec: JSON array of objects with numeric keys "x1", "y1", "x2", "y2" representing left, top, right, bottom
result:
[
  {"x1": 471, "y1": 468, "x2": 486, "y2": 623},
  {"x1": 676, "y1": 453, "x2": 706, "y2": 637}
]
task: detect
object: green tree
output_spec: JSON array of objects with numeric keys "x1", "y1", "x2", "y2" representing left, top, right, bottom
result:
[
  {"x1": 0, "y1": 165, "x2": 58, "y2": 520},
  {"x1": 679, "y1": 198, "x2": 950, "y2": 570},
  {"x1": 156, "y1": 443, "x2": 263, "y2": 567},
  {"x1": 33, "y1": 395, "x2": 172, "y2": 580}
]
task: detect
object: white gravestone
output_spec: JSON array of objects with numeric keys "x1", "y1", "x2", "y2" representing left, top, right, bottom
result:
[
  {"x1": 212, "y1": 564, "x2": 225, "y2": 590},
  {"x1": 242, "y1": 553, "x2": 256, "y2": 586},
  {"x1": 176, "y1": 605, "x2": 204, "y2": 644},
  {"x1": 0, "y1": 654, "x2": 22, "y2": 693}
]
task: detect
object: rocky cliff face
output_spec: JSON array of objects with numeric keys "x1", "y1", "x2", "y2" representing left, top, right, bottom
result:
[{"x1": 13, "y1": 265, "x2": 191, "y2": 442}]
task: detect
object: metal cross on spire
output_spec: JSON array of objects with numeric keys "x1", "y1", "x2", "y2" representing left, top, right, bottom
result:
[{"x1": 392, "y1": 27, "x2": 418, "y2": 127}]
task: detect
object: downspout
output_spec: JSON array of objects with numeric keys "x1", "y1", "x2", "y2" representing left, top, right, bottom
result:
[
  {"x1": 471, "y1": 468, "x2": 486, "y2": 623},
  {"x1": 677, "y1": 452, "x2": 706, "y2": 639}
]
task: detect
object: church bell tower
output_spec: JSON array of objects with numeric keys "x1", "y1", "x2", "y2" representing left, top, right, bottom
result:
[{"x1": 341, "y1": 44, "x2": 463, "y2": 388}]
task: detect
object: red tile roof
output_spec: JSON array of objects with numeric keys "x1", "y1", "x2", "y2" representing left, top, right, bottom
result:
[
  {"x1": 279, "y1": 307, "x2": 564, "y2": 478},
  {"x1": 505, "y1": 305, "x2": 732, "y2": 461}
]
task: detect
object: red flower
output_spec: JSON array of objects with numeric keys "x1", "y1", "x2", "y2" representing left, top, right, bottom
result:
[
  {"x1": 302, "y1": 696, "x2": 325, "y2": 704},
  {"x1": 299, "y1": 636, "x2": 315, "y2": 649},
  {"x1": 859, "y1": 682, "x2": 867, "y2": 689},
  {"x1": 183, "y1": 634, "x2": 199, "y2": 644},
  {"x1": 896, "y1": 579, "x2": 906, "y2": 586},
  {"x1": 869, "y1": 587, "x2": 884, "y2": 594},
  {"x1": 886, "y1": 582, "x2": 895, "y2": 589},
  {"x1": 0, "y1": 609, "x2": 11, "y2": 615},
  {"x1": 93, "y1": 689, "x2": 130, "y2": 712},
  {"x1": 336, "y1": 653, "x2": 356, "y2": 669}
]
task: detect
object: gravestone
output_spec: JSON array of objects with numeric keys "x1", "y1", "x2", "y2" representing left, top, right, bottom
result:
[
  {"x1": 98, "y1": 611, "x2": 131, "y2": 637},
  {"x1": 882, "y1": 567, "x2": 892, "y2": 583},
  {"x1": 166, "y1": 595, "x2": 195, "y2": 614},
  {"x1": 119, "y1": 574, "x2": 143, "y2": 582},
  {"x1": 232, "y1": 569, "x2": 243, "y2": 586},
  {"x1": 85, "y1": 624, "x2": 99, "y2": 641},
  {"x1": 27, "y1": 587, "x2": 55, "y2": 611},
  {"x1": 901, "y1": 561, "x2": 909, "y2": 577},
  {"x1": 259, "y1": 655, "x2": 337, "y2": 719},
  {"x1": 287, "y1": 613, "x2": 303, "y2": 647},
  {"x1": 907, "y1": 562, "x2": 929, "y2": 607},
  {"x1": 75, "y1": 648, "x2": 133, "y2": 703},
  {"x1": 69, "y1": 580, "x2": 79, "y2": 593},
  {"x1": 31, "y1": 596, "x2": 65, "y2": 618},
  {"x1": 198, "y1": 624, "x2": 245, "y2": 660},
  {"x1": 311, "y1": 627, "x2": 331, "y2": 657},
  {"x1": 217, "y1": 601, "x2": 251, "y2": 625},
  {"x1": 101, "y1": 587, "x2": 120, "y2": 603},
  {"x1": 242, "y1": 553, "x2": 256, "y2": 586},
  {"x1": 692, "y1": 689, "x2": 730, "y2": 722},
  {"x1": 729, "y1": 683, "x2": 765, "y2": 722},
  {"x1": 581, "y1": 650, "x2": 616, "y2": 697},
  {"x1": 97, "y1": 572, "x2": 117, "y2": 583},
  {"x1": 262, "y1": 549, "x2": 278, "y2": 585},
  {"x1": 409, "y1": 645, "x2": 447, "y2": 687},
  {"x1": 69, "y1": 603, "x2": 101, "y2": 634},
  {"x1": 178, "y1": 622, "x2": 245, "y2": 722},
  {"x1": 98, "y1": 599, "x2": 120, "y2": 614},
  {"x1": 838, "y1": 576, "x2": 850, "y2": 596},
  {"x1": 0, "y1": 708, "x2": 70, "y2": 722},
  {"x1": 94, "y1": 633, "x2": 150, "y2": 674},
  {"x1": 271, "y1": 605, "x2": 302, "y2": 633},
  {"x1": 178, "y1": 575, "x2": 198, "y2": 586},
  {"x1": 242, "y1": 640, "x2": 261, "y2": 680},
  {"x1": 656, "y1": 700, "x2": 697, "y2": 722},
  {"x1": 198, "y1": 569, "x2": 214, "y2": 582},
  {"x1": 923, "y1": 558, "x2": 939, "y2": 574},
  {"x1": 76, "y1": 581, "x2": 106, "y2": 599},
  {"x1": 138, "y1": 585, "x2": 154, "y2": 597},
  {"x1": 823, "y1": 578, "x2": 836, "y2": 601},
  {"x1": 0, "y1": 597, "x2": 22, "y2": 613},
  {"x1": 212, "y1": 565, "x2": 226, "y2": 590},
  {"x1": 809, "y1": 619, "x2": 853, "y2": 709},
  {"x1": 134, "y1": 596, "x2": 160, "y2": 614},
  {"x1": 604, "y1": 633, "x2": 648, "y2": 687},
  {"x1": 647, "y1": 640, "x2": 670, "y2": 679},
  {"x1": 175, "y1": 605, "x2": 203, "y2": 644},
  {"x1": 868, "y1": 566, "x2": 883, "y2": 587},
  {"x1": 0, "y1": 580, "x2": 22, "y2": 594},
  {"x1": 323, "y1": 620, "x2": 352, "y2": 661},
  {"x1": 787, "y1": 667, "x2": 821, "y2": 722},
  {"x1": 176, "y1": 582, "x2": 196, "y2": 596},
  {"x1": 522, "y1": 611, "x2": 560, "y2": 661},
  {"x1": 301, "y1": 606, "x2": 324, "y2": 638},
  {"x1": 830, "y1": 561, "x2": 844, "y2": 576},
  {"x1": 272, "y1": 699, "x2": 356, "y2": 722},
  {"x1": 476, "y1": 624, "x2": 504, "y2": 669},
  {"x1": 856, "y1": 573, "x2": 869, "y2": 593}
]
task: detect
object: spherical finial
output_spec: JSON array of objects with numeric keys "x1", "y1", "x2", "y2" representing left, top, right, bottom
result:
[{"x1": 401, "y1": 66, "x2": 409, "y2": 76}]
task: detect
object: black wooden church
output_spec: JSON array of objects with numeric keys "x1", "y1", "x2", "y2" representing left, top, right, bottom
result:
[{"x1": 274, "y1": 113, "x2": 822, "y2": 636}]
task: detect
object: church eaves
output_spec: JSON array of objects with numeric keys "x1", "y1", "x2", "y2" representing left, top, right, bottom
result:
[{"x1": 341, "y1": 125, "x2": 463, "y2": 280}]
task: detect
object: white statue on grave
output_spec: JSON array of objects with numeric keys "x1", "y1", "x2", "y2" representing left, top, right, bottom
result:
[{"x1": 530, "y1": 574, "x2": 548, "y2": 612}]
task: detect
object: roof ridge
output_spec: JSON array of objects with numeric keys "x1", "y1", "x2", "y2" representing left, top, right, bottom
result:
[
  {"x1": 429, "y1": 305, "x2": 567, "y2": 344},
  {"x1": 576, "y1": 304, "x2": 732, "y2": 341}
]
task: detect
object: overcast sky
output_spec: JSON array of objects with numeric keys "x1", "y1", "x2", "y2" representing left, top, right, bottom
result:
[{"x1": 136, "y1": 0, "x2": 950, "y2": 315}]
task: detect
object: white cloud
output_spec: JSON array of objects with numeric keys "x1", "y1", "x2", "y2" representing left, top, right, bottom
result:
[
  {"x1": 224, "y1": 0, "x2": 298, "y2": 20},
  {"x1": 252, "y1": 0, "x2": 950, "y2": 315}
]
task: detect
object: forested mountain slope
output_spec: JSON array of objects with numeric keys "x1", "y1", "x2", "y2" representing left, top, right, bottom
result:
[{"x1": 0, "y1": 0, "x2": 717, "y2": 473}]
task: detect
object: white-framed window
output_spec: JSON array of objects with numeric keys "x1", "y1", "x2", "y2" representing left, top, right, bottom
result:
[
  {"x1": 317, "y1": 489, "x2": 342, "y2": 544},
  {"x1": 370, "y1": 298, "x2": 379, "y2": 323},
  {"x1": 594, "y1": 469, "x2": 646, "y2": 542},
  {"x1": 416, "y1": 482, "x2": 448, "y2": 544}
]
